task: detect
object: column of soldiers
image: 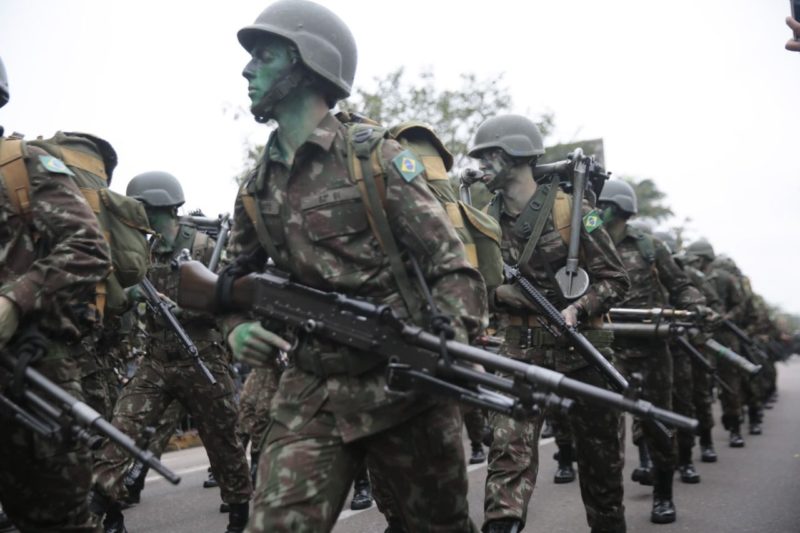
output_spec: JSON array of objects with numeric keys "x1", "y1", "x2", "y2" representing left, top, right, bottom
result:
[{"x1": 0, "y1": 1, "x2": 794, "y2": 533}]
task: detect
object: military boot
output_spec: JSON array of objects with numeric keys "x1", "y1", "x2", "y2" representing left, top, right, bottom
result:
[
  {"x1": 225, "y1": 502, "x2": 249, "y2": 533},
  {"x1": 677, "y1": 444, "x2": 700, "y2": 484},
  {"x1": 484, "y1": 518, "x2": 522, "y2": 533},
  {"x1": 122, "y1": 461, "x2": 149, "y2": 505},
  {"x1": 729, "y1": 427, "x2": 745, "y2": 448},
  {"x1": 748, "y1": 406, "x2": 763, "y2": 435},
  {"x1": 470, "y1": 441, "x2": 486, "y2": 464},
  {"x1": 650, "y1": 468, "x2": 677, "y2": 524},
  {"x1": 698, "y1": 429, "x2": 717, "y2": 462},
  {"x1": 350, "y1": 472, "x2": 373, "y2": 511},
  {"x1": 203, "y1": 466, "x2": 219, "y2": 488},
  {"x1": 553, "y1": 443, "x2": 576, "y2": 484},
  {"x1": 90, "y1": 489, "x2": 128, "y2": 533},
  {"x1": 631, "y1": 443, "x2": 654, "y2": 486},
  {"x1": 0, "y1": 511, "x2": 15, "y2": 533},
  {"x1": 540, "y1": 418, "x2": 554, "y2": 439}
]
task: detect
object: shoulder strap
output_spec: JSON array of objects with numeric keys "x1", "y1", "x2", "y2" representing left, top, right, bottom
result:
[
  {"x1": 172, "y1": 223, "x2": 198, "y2": 261},
  {"x1": 0, "y1": 139, "x2": 32, "y2": 222},
  {"x1": 347, "y1": 125, "x2": 424, "y2": 323},
  {"x1": 240, "y1": 162, "x2": 287, "y2": 271},
  {"x1": 516, "y1": 178, "x2": 559, "y2": 267}
]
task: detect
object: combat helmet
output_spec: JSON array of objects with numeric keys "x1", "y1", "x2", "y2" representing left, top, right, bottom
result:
[
  {"x1": 686, "y1": 239, "x2": 715, "y2": 261},
  {"x1": 653, "y1": 230, "x2": 678, "y2": 254},
  {"x1": 238, "y1": 0, "x2": 357, "y2": 101},
  {"x1": 598, "y1": 179, "x2": 638, "y2": 215},
  {"x1": 126, "y1": 171, "x2": 185, "y2": 207},
  {"x1": 468, "y1": 115, "x2": 545, "y2": 159},
  {"x1": 0, "y1": 56, "x2": 8, "y2": 109}
]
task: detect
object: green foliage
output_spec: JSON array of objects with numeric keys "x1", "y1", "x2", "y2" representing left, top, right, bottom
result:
[
  {"x1": 621, "y1": 176, "x2": 674, "y2": 222},
  {"x1": 341, "y1": 67, "x2": 553, "y2": 169}
]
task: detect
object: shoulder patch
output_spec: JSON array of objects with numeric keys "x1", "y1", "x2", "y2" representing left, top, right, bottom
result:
[
  {"x1": 38, "y1": 154, "x2": 74, "y2": 176},
  {"x1": 582, "y1": 209, "x2": 603, "y2": 233},
  {"x1": 392, "y1": 150, "x2": 425, "y2": 183}
]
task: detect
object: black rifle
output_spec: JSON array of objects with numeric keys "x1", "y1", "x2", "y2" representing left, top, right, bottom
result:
[
  {"x1": 721, "y1": 319, "x2": 769, "y2": 364},
  {"x1": 207, "y1": 214, "x2": 231, "y2": 273},
  {"x1": 139, "y1": 277, "x2": 216, "y2": 385},
  {"x1": 0, "y1": 330, "x2": 180, "y2": 485},
  {"x1": 603, "y1": 309, "x2": 762, "y2": 377},
  {"x1": 503, "y1": 265, "x2": 675, "y2": 446},
  {"x1": 177, "y1": 261, "x2": 698, "y2": 431}
]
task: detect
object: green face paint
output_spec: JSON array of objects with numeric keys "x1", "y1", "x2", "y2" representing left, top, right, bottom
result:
[
  {"x1": 146, "y1": 207, "x2": 179, "y2": 250},
  {"x1": 242, "y1": 37, "x2": 295, "y2": 116}
]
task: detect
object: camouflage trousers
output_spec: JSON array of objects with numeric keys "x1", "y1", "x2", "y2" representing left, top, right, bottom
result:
[
  {"x1": 147, "y1": 399, "x2": 185, "y2": 457},
  {"x1": 0, "y1": 343, "x2": 99, "y2": 532},
  {"x1": 247, "y1": 400, "x2": 477, "y2": 533},
  {"x1": 238, "y1": 366, "x2": 280, "y2": 456},
  {"x1": 484, "y1": 363, "x2": 625, "y2": 532},
  {"x1": 93, "y1": 345, "x2": 252, "y2": 504},
  {"x1": 616, "y1": 341, "x2": 677, "y2": 470},
  {"x1": 462, "y1": 405, "x2": 487, "y2": 444},
  {"x1": 715, "y1": 334, "x2": 744, "y2": 426},
  {"x1": 671, "y1": 350, "x2": 697, "y2": 451},
  {"x1": 691, "y1": 354, "x2": 715, "y2": 433}
]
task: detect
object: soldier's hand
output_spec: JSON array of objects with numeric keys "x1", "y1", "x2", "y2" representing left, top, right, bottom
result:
[
  {"x1": 560, "y1": 305, "x2": 579, "y2": 327},
  {"x1": 228, "y1": 321, "x2": 291, "y2": 367},
  {"x1": 0, "y1": 296, "x2": 20, "y2": 349},
  {"x1": 694, "y1": 305, "x2": 721, "y2": 328},
  {"x1": 787, "y1": 16, "x2": 800, "y2": 52},
  {"x1": 494, "y1": 284, "x2": 536, "y2": 310}
]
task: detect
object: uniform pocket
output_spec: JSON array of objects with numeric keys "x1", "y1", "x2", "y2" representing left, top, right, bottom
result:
[{"x1": 302, "y1": 186, "x2": 369, "y2": 242}]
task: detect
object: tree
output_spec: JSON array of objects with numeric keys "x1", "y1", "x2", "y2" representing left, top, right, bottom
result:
[{"x1": 341, "y1": 67, "x2": 553, "y2": 169}]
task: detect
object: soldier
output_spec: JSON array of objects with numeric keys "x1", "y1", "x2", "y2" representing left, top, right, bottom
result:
[
  {"x1": 598, "y1": 181, "x2": 706, "y2": 523},
  {"x1": 685, "y1": 240, "x2": 748, "y2": 447},
  {"x1": 0, "y1": 55, "x2": 112, "y2": 531},
  {"x1": 91, "y1": 171, "x2": 252, "y2": 533},
  {"x1": 470, "y1": 114, "x2": 630, "y2": 533},
  {"x1": 655, "y1": 230, "x2": 720, "y2": 469},
  {"x1": 222, "y1": 1, "x2": 487, "y2": 531}
]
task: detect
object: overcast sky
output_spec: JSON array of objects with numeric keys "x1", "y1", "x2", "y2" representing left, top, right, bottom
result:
[{"x1": 1, "y1": 0, "x2": 798, "y2": 314}]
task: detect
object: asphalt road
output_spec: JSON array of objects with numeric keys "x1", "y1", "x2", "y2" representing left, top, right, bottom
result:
[{"x1": 122, "y1": 357, "x2": 800, "y2": 533}]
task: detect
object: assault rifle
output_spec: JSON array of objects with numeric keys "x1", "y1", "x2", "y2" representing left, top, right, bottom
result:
[
  {"x1": 0, "y1": 328, "x2": 180, "y2": 485},
  {"x1": 138, "y1": 277, "x2": 217, "y2": 385},
  {"x1": 604, "y1": 308, "x2": 762, "y2": 377},
  {"x1": 176, "y1": 260, "x2": 698, "y2": 431},
  {"x1": 503, "y1": 265, "x2": 675, "y2": 446},
  {"x1": 721, "y1": 319, "x2": 769, "y2": 365}
]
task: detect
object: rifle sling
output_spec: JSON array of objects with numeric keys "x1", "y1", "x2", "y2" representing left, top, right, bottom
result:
[
  {"x1": 515, "y1": 177, "x2": 559, "y2": 268},
  {"x1": 241, "y1": 160, "x2": 287, "y2": 272}
]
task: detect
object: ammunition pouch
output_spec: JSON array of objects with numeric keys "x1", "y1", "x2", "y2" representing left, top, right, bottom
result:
[{"x1": 293, "y1": 336, "x2": 383, "y2": 378}]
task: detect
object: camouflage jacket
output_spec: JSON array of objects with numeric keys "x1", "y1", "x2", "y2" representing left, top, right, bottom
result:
[
  {"x1": 0, "y1": 138, "x2": 111, "y2": 341},
  {"x1": 146, "y1": 224, "x2": 221, "y2": 354},
  {"x1": 490, "y1": 191, "x2": 630, "y2": 320},
  {"x1": 224, "y1": 112, "x2": 486, "y2": 442},
  {"x1": 615, "y1": 225, "x2": 704, "y2": 310},
  {"x1": 682, "y1": 263, "x2": 722, "y2": 313},
  {"x1": 706, "y1": 262, "x2": 746, "y2": 322}
]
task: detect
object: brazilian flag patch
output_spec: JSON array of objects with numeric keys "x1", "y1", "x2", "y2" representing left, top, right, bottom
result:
[
  {"x1": 38, "y1": 155, "x2": 74, "y2": 176},
  {"x1": 583, "y1": 209, "x2": 603, "y2": 233},
  {"x1": 392, "y1": 150, "x2": 424, "y2": 183}
]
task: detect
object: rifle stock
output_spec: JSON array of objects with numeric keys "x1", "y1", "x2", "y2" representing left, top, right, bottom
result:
[
  {"x1": 139, "y1": 277, "x2": 217, "y2": 385},
  {"x1": 178, "y1": 260, "x2": 698, "y2": 432}
]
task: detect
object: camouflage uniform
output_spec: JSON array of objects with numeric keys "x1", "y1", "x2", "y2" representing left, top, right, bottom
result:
[
  {"x1": 705, "y1": 259, "x2": 747, "y2": 432},
  {"x1": 0, "y1": 137, "x2": 111, "y2": 532},
  {"x1": 483, "y1": 189, "x2": 630, "y2": 532},
  {"x1": 237, "y1": 366, "x2": 280, "y2": 461},
  {"x1": 224, "y1": 112, "x2": 486, "y2": 533},
  {"x1": 93, "y1": 226, "x2": 252, "y2": 506},
  {"x1": 612, "y1": 228, "x2": 704, "y2": 473}
]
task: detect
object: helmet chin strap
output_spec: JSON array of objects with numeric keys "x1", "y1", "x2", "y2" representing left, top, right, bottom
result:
[{"x1": 252, "y1": 64, "x2": 308, "y2": 124}]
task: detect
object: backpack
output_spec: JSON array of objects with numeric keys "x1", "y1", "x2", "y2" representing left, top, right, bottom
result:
[{"x1": 0, "y1": 131, "x2": 151, "y2": 317}]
